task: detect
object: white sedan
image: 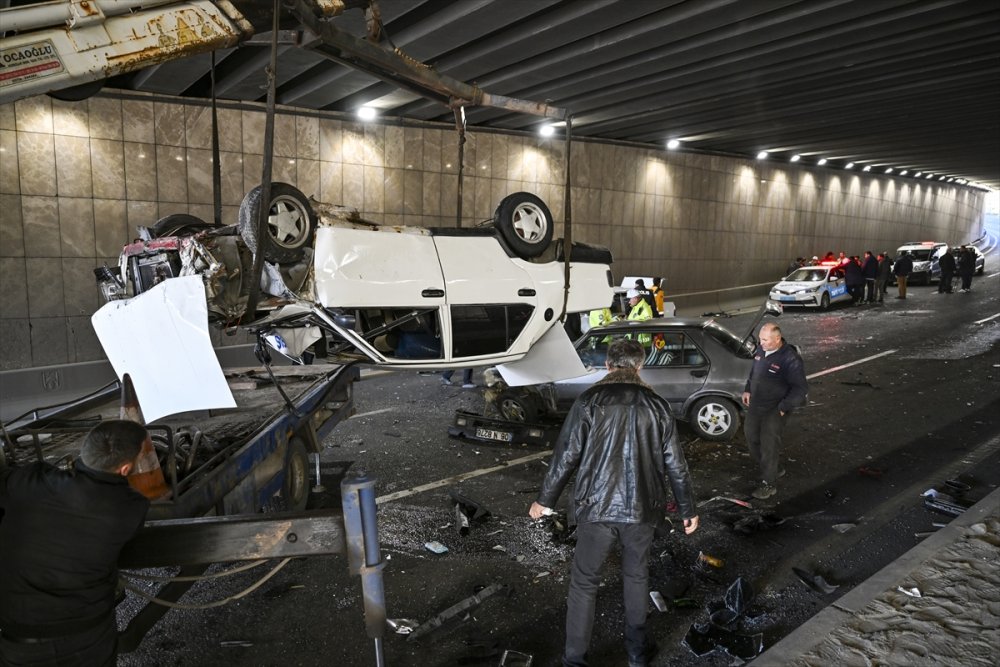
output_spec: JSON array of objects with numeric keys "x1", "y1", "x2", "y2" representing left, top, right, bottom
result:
[
  {"x1": 769, "y1": 263, "x2": 852, "y2": 310},
  {"x1": 95, "y1": 184, "x2": 614, "y2": 380}
]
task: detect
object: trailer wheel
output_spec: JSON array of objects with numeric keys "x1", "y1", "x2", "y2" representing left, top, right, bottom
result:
[{"x1": 283, "y1": 437, "x2": 310, "y2": 511}]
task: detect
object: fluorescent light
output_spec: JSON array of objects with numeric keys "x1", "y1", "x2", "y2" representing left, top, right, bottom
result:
[
  {"x1": 939, "y1": 175, "x2": 946, "y2": 181},
  {"x1": 790, "y1": 154, "x2": 801, "y2": 162},
  {"x1": 925, "y1": 173, "x2": 934, "y2": 179},
  {"x1": 914, "y1": 172, "x2": 922, "y2": 177},
  {"x1": 667, "y1": 139, "x2": 680, "y2": 149},
  {"x1": 357, "y1": 106, "x2": 377, "y2": 121},
  {"x1": 948, "y1": 178, "x2": 955, "y2": 182},
  {"x1": 885, "y1": 167, "x2": 893, "y2": 174},
  {"x1": 862, "y1": 165, "x2": 872, "y2": 172},
  {"x1": 539, "y1": 124, "x2": 555, "y2": 137},
  {"x1": 757, "y1": 150, "x2": 769, "y2": 160},
  {"x1": 900, "y1": 170, "x2": 908, "y2": 176},
  {"x1": 817, "y1": 158, "x2": 827, "y2": 166},
  {"x1": 845, "y1": 162, "x2": 854, "y2": 169}
]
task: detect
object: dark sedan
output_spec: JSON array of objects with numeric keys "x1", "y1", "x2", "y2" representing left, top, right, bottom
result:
[{"x1": 484, "y1": 305, "x2": 780, "y2": 441}]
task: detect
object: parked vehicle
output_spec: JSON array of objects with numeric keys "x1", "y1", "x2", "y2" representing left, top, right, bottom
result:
[
  {"x1": 893, "y1": 241, "x2": 950, "y2": 284},
  {"x1": 949, "y1": 245, "x2": 985, "y2": 275},
  {"x1": 481, "y1": 303, "x2": 782, "y2": 441},
  {"x1": 95, "y1": 185, "x2": 614, "y2": 373},
  {"x1": 769, "y1": 262, "x2": 852, "y2": 310}
]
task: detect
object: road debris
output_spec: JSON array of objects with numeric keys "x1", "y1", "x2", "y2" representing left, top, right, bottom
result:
[
  {"x1": 682, "y1": 577, "x2": 763, "y2": 660},
  {"x1": 792, "y1": 567, "x2": 839, "y2": 595},
  {"x1": 650, "y1": 591, "x2": 668, "y2": 612},
  {"x1": 698, "y1": 551, "x2": 725, "y2": 568},
  {"x1": 407, "y1": 583, "x2": 506, "y2": 642},
  {"x1": 499, "y1": 648, "x2": 534, "y2": 666},
  {"x1": 424, "y1": 541, "x2": 449, "y2": 554},
  {"x1": 897, "y1": 585, "x2": 922, "y2": 598},
  {"x1": 386, "y1": 618, "x2": 418, "y2": 635},
  {"x1": 698, "y1": 495, "x2": 753, "y2": 509},
  {"x1": 832, "y1": 523, "x2": 856, "y2": 533}
]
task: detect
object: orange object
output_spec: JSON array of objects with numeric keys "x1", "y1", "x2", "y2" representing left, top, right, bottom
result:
[
  {"x1": 120, "y1": 373, "x2": 170, "y2": 499},
  {"x1": 698, "y1": 551, "x2": 725, "y2": 568}
]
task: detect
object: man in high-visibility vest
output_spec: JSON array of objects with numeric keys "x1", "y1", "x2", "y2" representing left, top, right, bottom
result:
[
  {"x1": 626, "y1": 290, "x2": 653, "y2": 347},
  {"x1": 588, "y1": 307, "x2": 614, "y2": 329}
]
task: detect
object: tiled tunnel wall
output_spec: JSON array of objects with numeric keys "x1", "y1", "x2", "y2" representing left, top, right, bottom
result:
[{"x1": 0, "y1": 93, "x2": 986, "y2": 370}]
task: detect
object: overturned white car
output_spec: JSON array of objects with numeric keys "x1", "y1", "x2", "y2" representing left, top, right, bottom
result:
[{"x1": 95, "y1": 184, "x2": 614, "y2": 377}]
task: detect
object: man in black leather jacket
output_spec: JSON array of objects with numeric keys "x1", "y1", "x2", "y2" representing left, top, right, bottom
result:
[
  {"x1": 530, "y1": 340, "x2": 698, "y2": 667},
  {"x1": 0, "y1": 420, "x2": 150, "y2": 667}
]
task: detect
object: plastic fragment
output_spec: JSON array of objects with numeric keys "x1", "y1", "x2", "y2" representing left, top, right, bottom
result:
[
  {"x1": 424, "y1": 541, "x2": 449, "y2": 554},
  {"x1": 650, "y1": 591, "x2": 667, "y2": 612},
  {"x1": 897, "y1": 586, "x2": 922, "y2": 598},
  {"x1": 792, "y1": 567, "x2": 839, "y2": 594},
  {"x1": 386, "y1": 618, "x2": 418, "y2": 634},
  {"x1": 832, "y1": 523, "x2": 856, "y2": 533}
]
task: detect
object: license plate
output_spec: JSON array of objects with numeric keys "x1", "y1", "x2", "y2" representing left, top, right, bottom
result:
[
  {"x1": 476, "y1": 427, "x2": 513, "y2": 442},
  {"x1": 779, "y1": 296, "x2": 795, "y2": 302}
]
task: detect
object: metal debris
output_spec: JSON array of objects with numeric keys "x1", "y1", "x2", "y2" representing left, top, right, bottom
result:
[
  {"x1": 792, "y1": 567, "x2": 839, "y2": 594},
  {"x1": 897, "y1": 586, "x2": 922, "y2": 598},
  {"x1": 386, "y1": 618, "x2": 418, "y2": 635},
  {"x1": 832, "y1": 523, "x2": 856, "y2": 533},
  {"x1": 406, "y1": 583, "x2": 506, "y2": 642},
  {"x1": 424, "y1": 541, "x2": 449, "y2": 554}
]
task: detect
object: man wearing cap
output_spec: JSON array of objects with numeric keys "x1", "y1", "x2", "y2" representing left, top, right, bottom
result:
[
  {"x1": 626, "y1": 289, "x2": 653, "y2": 322},
  {"x1": 0, "y1": 420, "x2": 150, "y2": 666},
  {"x1": 633, "y1": 280, "x2": 658, "y2": 317}
]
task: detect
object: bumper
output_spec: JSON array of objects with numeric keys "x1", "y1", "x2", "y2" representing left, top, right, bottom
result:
[
  {"x1": 770, "y1": 292, "x2": 821, "y2": 307},
  {"x1": 449, "y1": 410, "x2": 561, "y2": 447}
]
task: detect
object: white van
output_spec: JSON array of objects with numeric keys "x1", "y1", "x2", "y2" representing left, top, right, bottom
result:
[{"x1": 895, "y1": 242, "x2": 949, "y2": 285}]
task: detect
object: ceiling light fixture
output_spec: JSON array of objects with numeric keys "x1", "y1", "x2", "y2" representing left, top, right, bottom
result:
[
  {"x1": 939, "y1": 175, "x2": 946, "y2": 181},
  {"x1": 862, "y1": 165, "x2": 872, "y2": 172},
  {"x1": 845, "y1": 162, "x2": 854, "y2": 169},
  {"x1": 885, "y1": 167, "x2": 893, "y2": 174},
  {"x1": 817, "y1": 158, "x2": 827, "y2": 166},
  {"x1": 667, "y1": 138, "x2": 680, "y2": 149},
  {"x1": 790, "y1": 154, "x2": 801, "y2": 162},
  {"x1": 926, "y1": 173, "x2": 934, "y2": 179},
  {"x1": 539, "y1": 124, "x2": 555, "y2": 137},
  {"x1": 357, "y1": 106, "x2": 377, "y2": 121},
  {"x1": 900, "y1": 170, "x2": 908, "y2": 176},
  {"x1": 757, "y1": 150, "x2": 769, "y2": 160},
  {"x1": 914, "y1": 172, "x2": 923, "y2": 177}
]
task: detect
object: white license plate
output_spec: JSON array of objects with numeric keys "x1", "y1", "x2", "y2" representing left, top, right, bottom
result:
[
  {"x1": 779, "y1": 296, "x2": 795, "y2": 302},
  {"x1": 476, "y1": 427, "x2": 513, "y2": 442}
]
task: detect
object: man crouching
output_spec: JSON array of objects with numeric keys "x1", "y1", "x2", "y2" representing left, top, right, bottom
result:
[{"x1": 529, "y1": 339, "x2": 699, "y2": 667}]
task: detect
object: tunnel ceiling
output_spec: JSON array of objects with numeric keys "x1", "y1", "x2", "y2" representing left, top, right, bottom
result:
[{"x1": 111, "y1": 0, "x2": 1000, "y2": 189}]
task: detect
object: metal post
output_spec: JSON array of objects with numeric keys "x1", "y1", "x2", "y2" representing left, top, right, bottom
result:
[
  {"x1": 454, "y1": 105, "x2": 466, "y2": 227},
  {"x1": 341, "y1": 471, "x2": 386, "y2": 667}
]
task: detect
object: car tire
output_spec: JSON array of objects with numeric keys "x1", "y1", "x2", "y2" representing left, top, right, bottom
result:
[
  {"x1": 149, "y1": 213, "x2": 219, "y2": 238},
  {"x1": 690, "y1": 397, "x2": 739, "y2": 441},
  {"x1": 282, "y1": 437, "x2": 310, "y2": 512},
  {"x1": 238, "y1": 182, "x2": 316, "y2": 264},
  {"x1": 493, "y1": 192, "x2": 554, "y2": 259},
  {"x1": 497, "y1": 390, "x2": 541, "y2": 423},
  {"x1": 820, "y1": 292, "x2": 830, "y2": 310}
]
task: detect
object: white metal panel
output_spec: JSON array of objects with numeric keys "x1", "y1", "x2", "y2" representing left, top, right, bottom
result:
[
  {"x1": 433, "y1": 236, "x2": 534, "y2": 305},
  {"x1": 312, "y1": 226, "x2": 445, "y2": 308}
]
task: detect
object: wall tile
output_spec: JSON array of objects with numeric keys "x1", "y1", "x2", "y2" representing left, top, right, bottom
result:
[
  {"x1": 185, "y1": 104, "x2": 213, "y2": 149},
  {"x1": 26, "y1": 257, "x2": 64, "y2": 317},
  {"x1": 403, "y1": 127, "x2": 423, "y2": 169},
  {"x1": 156, "y1": 146, "x2": 188, "y2": 203},
  {"x1": 14, "y1": 96, "x2": 52, "y2": 134},
  {"x1": 62, "y1": 258, "x2": 99, "y2": 316},
  {"x1": 30, "y1": 317, "x2": 69, "y2": 366},
  {"x1": 272, "y1": 157, "x2": 297, "y2": 185},
  {"x1": 273, "y1": 113, "x2": 296, "y2": 157},
  {"x1": 126, "y1": 200, "x2": 158, "y2": 238},
  {"x1": 91, "y1": 138, "x2": 125, "y2": 199},
  {"x1": 154, "y1": 101, "x2": 186, "y2": 146},
  {"x1": 385, "y1": 125, "x2": 404, "y2": 168},
  {"x1": 17, "y1": 132, "x2": 57, "y2": 195},
  {"x1": 364, "y1": 124, "x2": 385, "y2": 166},
  {"x1": 0, "y1": 258, "x2": 28, "y2": 318},
  {"x1": 21, "y1": 196, "x2": 60, "y2": 257},
  {"x1": 422, "y1": 172, "x2": 441, "y2": 217},
  {"x1": 423, "y1": 129, "x2": 441, "y2": 172},
  {"x1": 242, "y1": 110, "x2": 265, "y2": 155},
  {"x1": 384, "y1": 168, "x2": 403, "y2": 214},
  {"x1": 363, "y1": 165, "x2": 384, "y2": 213},
  {"x1": 0, "y1": 103, "x2": 15, "y2": 131},
  {"x1": 122, "y1": 100, "x2": 154, "y2": 143},
  {"x1": 58, "y1": 197, "x2": 95, "y2": 258},
  {"x1": 93, "y1": 199, "x2": 128, "y2": 256},
  {"x1": 320, "y1": 160, "x2": 343, "y2": 205},
  {"x1": 217, "y1": 107, "x2": 243, "y2": 153},
  {"x1": 0, "y1": 193, "x2": 24, "y2": 256},
  {"x1": 491, "y1": 134, "x2": 508, "y2": 178},
  {"x1": 402, "y1": 170, "x2": 422, "y2": 215},
  {"x1": 296, "y1": 159, "x2": 320, "y2": 200},
  {"x1": 0, "y1": 130, "x2": 19, "y2": 194},
  {"x1": 319, "y1": 118, "x2": 343, "y2": 163},
  {"x1": 296, "y1": 115, "x2": 319, "y2": 160},
  {"x1": 342, "y1": 123, "x2": 364, "y2": 164},
  {"x1": 342, "y1": 163, "x2": 364, "y2": 210},
  {"x1": 88, "y1": 97, "x2": 123, "y2": 140},
  {"x1": 55, "y1": 135, "x2": 93, "y2": 197},
  {"x1": 51, "y1": 99, "x2": 90, "y2": 137},
  {"x1": 66, "y1": 315, "x2": 103, "y2": 363},
  {"x1": 220, "y1": 152, "x2": 245, "y2": 206},
  {"x1": 186, "y1": 148, "x2": 214, "y2": 204},
  {"x1": 242, "y1": 154, "x2": 263, "y2": 194},
  {"x1": 124, "y1": 143, "x2": 157, "y2": 201},
  {"x1": 0, "y1": 319, "x2": 30, "y2": 370}
]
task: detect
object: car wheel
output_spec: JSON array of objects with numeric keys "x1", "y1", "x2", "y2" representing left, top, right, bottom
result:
[
  {"x1": 149, "y1": 213, "x2": 219, "y2": 238},
  {"x1": 497, "y1": 390, "x2": 540, "y2": 423},
  {"x1": 690, "y1": 397, "x2": 739, "y2": 441},
  {"x1": 282, "y1": 437, "x2": 310, "y2": 512},
  {"x1": 238, "y1": 182, "x2": 316, "y2": 264},
  {"x1": 493, "y1": 192, "x2": 554, "y2": 259},
  {"x1": 820, "y1": 292, "x2": 830, "y2": 310}
]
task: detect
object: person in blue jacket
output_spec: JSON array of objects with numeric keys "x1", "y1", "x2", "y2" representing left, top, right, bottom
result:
[{"x1": 741, "y1": 323, "x2": 808, "y2": 499}]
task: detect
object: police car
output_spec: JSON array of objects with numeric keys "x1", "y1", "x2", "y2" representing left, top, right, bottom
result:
[{"x1": 769, "y1": 262, "x2": 852, "y2": 310}]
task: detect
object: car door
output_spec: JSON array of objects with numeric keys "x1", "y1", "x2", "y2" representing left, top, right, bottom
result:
[
  {"x1": 433, "y1": 235, "x2": 538, "y2": 363},
  {"x1": 826, "y1": 267, "x2": 850, "y2": 303}
]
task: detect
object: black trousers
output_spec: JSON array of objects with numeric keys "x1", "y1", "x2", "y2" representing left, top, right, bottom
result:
[
  {"x1": 0, "y1": 616, "x2": 117, "y2": 667},
  {"x1": 563, "y1": 521, "x2": 656, "y2": 666},
  {"x1": 960, "y1": 272, "x2": 972, "y2": 290},
  {"x1": 938, "y1": 270, "x2": 953, "y2": 292},
  {"x1": 744, "y1": 409, "x2": 785, "y2": 484},
  {"x1": 864, "y1": 279, "x2": 876, "y2": 301}
]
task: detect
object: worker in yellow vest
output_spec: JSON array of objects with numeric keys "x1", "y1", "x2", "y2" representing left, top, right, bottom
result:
[
  {"x1": 626, "y1": 289, "x2": 653, "y2": 346},
  {"x1": 588, "y1": 307, "x2": 614, "y2": 329}
]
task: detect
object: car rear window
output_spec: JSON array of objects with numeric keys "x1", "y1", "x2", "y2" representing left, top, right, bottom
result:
[{"x1": 703, "y1": 322, "x2": 754, "y2": 358}]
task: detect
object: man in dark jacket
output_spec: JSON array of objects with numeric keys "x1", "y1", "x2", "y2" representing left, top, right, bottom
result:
[
  {"x1": 530, "y1": 340, "x2": 698, "y2": 667},
  {"x1": 893, "y1": 251, "x2": 914, "y2": 299},
  {"x1": 937, "y1": 248, "x2": 956, "y2": 293},
  {"x1": 844, "y1": 256, "x2": 864, "y2": 304},
  {"x1": 957, "y1": 246, "x2": 975, "y2": 292},
  {"x1": 741, "y1": 323, "x2": 808, "y2": 500},
  {"x1": 861, "y1": 251, "x2": 878, "y2": 303},
  {"x1": 876, "y1": 251, "x2": 892, "y2": 303},
  {"x1": 0, "y1": 420, "x2": 150, "y2": 666}
]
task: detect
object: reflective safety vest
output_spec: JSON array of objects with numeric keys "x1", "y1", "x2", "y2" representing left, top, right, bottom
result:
[
  {"x1": 628, "y1": 300, "x2": 653, "y2": 345},
  {"x1": 589, "y1": 308, "x2": 613, "y2": 328}
]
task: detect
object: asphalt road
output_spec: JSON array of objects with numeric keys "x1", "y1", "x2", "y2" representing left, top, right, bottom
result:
[{"x1": 119, "y1": 269, "x2": 1000, "y2": 667}]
